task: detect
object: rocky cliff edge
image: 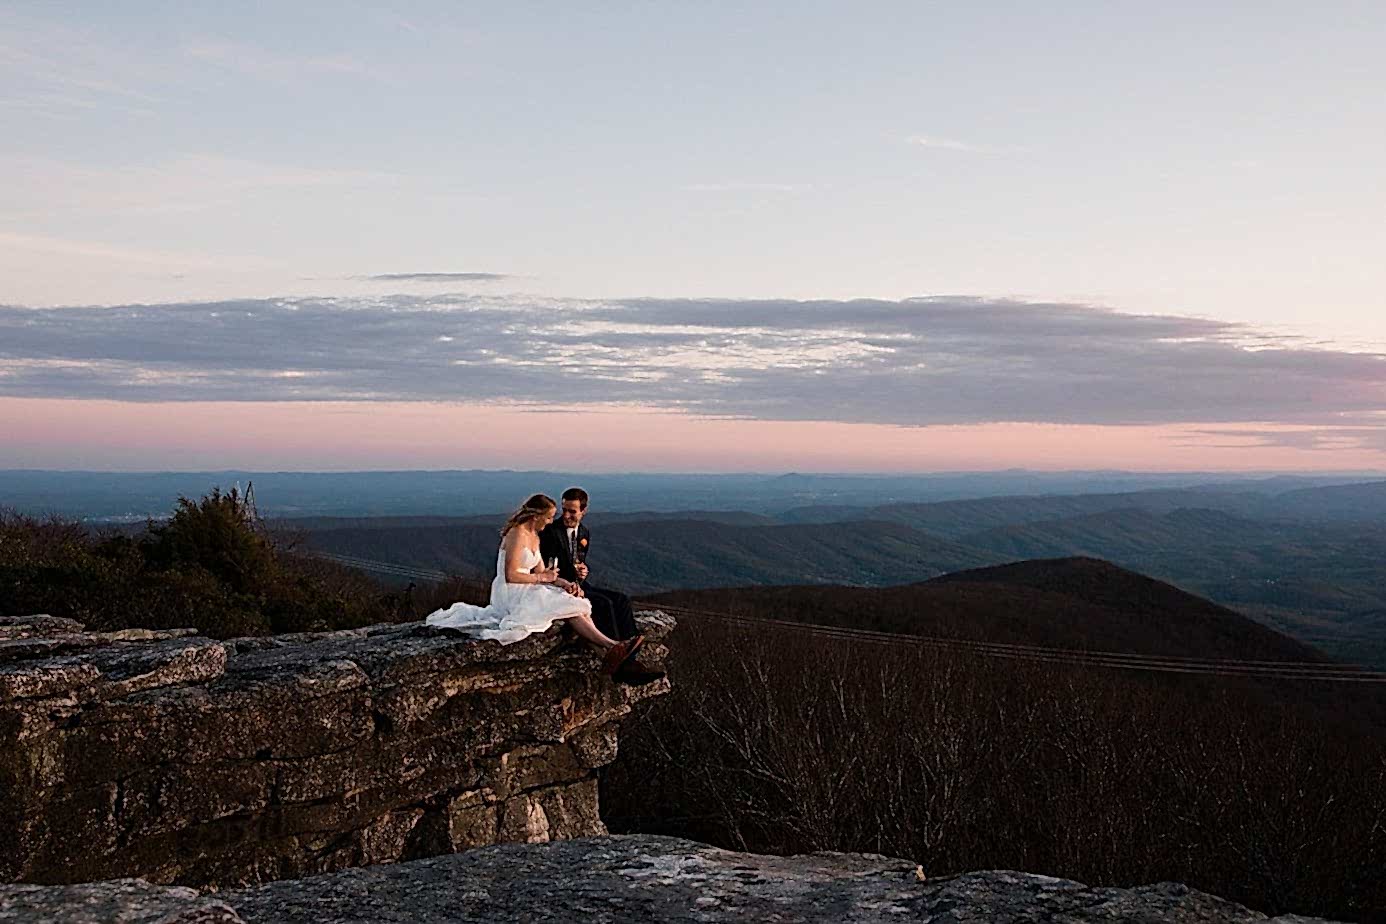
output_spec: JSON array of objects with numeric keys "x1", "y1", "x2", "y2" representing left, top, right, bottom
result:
[{"x1": 0, "y1": 611, "x2": 672, "y2": 887}]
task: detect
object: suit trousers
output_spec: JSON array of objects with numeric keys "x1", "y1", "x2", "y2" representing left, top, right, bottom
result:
[{"x1": 582, "y1": 583, "x2": 637, "y2": 641}]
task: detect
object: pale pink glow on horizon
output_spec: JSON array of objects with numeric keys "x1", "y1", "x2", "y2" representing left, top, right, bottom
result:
[{"x1": 5, "y1": 398, "x2": 1386, "y2": 473}]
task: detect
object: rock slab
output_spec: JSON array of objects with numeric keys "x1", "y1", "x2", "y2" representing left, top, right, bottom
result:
[
  {"x1": 0, "y1": 612, "x2": 672, "y2": 888},
  {"x1": 0, "y1": 836, "x2": 1338, "y2": 923}
]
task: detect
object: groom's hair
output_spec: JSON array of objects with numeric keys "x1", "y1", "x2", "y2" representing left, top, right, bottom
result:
[{"x1": 561, "y1": 487, "x2": 589, "y2": 510}]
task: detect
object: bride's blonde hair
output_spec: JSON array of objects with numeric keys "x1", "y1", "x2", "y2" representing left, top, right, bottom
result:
[{"x1": 500, "y1": 494, "x2": 556, "y2": 538}]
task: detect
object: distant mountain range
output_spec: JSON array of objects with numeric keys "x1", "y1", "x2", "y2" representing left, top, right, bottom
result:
[
  {"x1": 11, "y1": 468, "x2": 1386, "y2": 667},
  {"x1": 780, "y1": 480, "x2": 1386, "y2": 532},
  {"x1": 4, "y1": 468, "x2": 1379, "y2": 520}
]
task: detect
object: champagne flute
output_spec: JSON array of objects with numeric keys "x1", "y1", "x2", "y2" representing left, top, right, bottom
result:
[{"x1": 546, "y1": 556, "x2": 559, "y2": 583}]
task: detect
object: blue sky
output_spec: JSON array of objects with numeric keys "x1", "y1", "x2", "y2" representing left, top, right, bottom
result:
[
  {"x1": 4, "y1": 2, "x2": 1383, "y2": 336},
  {"x1": 3, "y1": 2, "x2": 1386, "y2": 470}
]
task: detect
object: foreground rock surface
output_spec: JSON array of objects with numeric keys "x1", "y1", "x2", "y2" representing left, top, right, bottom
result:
[
  {"x1": 0, "y1": 836, "x2": 1337, "y2": 923},
  {"x1": 0, "y1": 612, "x2": 672, "y2": 887}
]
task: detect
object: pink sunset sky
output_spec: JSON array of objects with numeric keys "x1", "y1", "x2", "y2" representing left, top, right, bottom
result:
[{"x1": 5, "y1": 398, "x2": 1386, "y2": 473}]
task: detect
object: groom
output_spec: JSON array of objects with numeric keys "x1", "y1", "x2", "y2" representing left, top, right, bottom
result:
[{"x1": 540, "y1": 487, "x2": 640, "y2": 642}]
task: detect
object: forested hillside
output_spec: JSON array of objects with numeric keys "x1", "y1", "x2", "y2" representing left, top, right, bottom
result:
[
  {"x1": 649, "y1": 557, "x2": 1328, "y2": 662},
  {"x1": 300, "y1": 518, "x2": 999, "y2": 593}
]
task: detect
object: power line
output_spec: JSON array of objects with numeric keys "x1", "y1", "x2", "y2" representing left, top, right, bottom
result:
[
  {"x1": 303, "y1": 550, "x2": 457, "y2": 583},
  {"x1": 650, "y1": 604, "x2": 1386, "y2": 683},
  {"x1": 648, "y1": 604, "x2": 1369, "y2": 671}
]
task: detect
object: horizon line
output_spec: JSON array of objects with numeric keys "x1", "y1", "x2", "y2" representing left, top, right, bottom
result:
[{"x1": 5, "y1": 467, "x2": 1385, "y2": 478}]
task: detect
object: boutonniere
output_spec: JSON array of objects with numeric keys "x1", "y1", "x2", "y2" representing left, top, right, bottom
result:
[{"x1": 580, "y1": 537, "x2": 589, "y2": 547}]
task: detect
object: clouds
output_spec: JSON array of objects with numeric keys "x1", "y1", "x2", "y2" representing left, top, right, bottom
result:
[
  {"x1": 907, "y1": 135, "x2": 1020, "y2": 156},
  {"x1": 0, "y1": 155, "x2": 402, "y2": 221},
  {"x1": 0, "y1": 231, "x2": 273, "y2": 272},
  {"x1": 1183, "y1": 424, "x2": 1386, "y2": 453},
  {"x1": 0, "y1": 10, "x2": 163, "y2": 119},
  {"x1": 682, "y1": 183, "x2": 811, "y2": 194},
  {"x1": 364, "y1": 273, "x2": 511, "y2": 282},
  {"x1": 182, "y1": 39, "x2": 373, "y2": 82},
  {"x1": 2, "y1": 294, "x2": 1384, "y2": 437}
]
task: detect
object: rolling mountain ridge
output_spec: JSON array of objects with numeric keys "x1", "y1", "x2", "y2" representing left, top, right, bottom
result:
[
  {"x1": 650, "y1": 557, "x2": 1328, "y2": 663},
  {"x1": 303, "y1": 518, "x2": 999, "y2": 595}
]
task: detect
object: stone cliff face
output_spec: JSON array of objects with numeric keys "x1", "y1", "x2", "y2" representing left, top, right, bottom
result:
[
  {"x1": 0, "y1": 836, "x2": 1338, "y2": 923},
  {"x1": 0, "y1": 612, "x2": 672, "y2": 888}
]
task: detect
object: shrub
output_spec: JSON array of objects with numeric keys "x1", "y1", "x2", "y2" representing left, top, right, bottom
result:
[{"x1": 0, "y1": 488, "x2": 412, "y2": 638}]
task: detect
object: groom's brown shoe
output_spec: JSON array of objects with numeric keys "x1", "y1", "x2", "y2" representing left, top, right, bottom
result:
[
  {"x1": 614, "y1": 657, "x2": 666, "y2": 687},
  {"x1": 601, "y1": 635, "x2": 645, "y2": 675}
]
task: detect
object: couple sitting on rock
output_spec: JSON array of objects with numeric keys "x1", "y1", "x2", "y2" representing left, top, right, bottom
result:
[{"x1": 426, "y1": 487, "x2": 663, "y2": 685}]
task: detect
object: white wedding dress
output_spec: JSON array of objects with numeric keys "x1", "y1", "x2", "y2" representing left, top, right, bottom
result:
[{"x1": 425, "y1": 543, "x2": 592, "y2": 643}]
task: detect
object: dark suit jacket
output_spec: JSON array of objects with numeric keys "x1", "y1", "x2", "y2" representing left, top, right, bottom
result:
[{"x1": 540, "y1": 520, "x2": 589, "y2": 584}]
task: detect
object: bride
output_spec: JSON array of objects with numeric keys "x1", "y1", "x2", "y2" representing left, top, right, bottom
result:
[{"x1": 426, "y1": 494, "x2": 644, "y2": 674}]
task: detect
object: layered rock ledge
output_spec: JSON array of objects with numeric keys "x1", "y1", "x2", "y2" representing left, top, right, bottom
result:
[
  {"x1": 0, "y1": 835, "x2": 1337, "y2": 923},
  {"x1": 0, "y1": 612, "x2": 672, "y2": 887}
]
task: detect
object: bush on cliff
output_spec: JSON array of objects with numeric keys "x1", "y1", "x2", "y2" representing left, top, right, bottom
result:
[{"x1": 0, "y1": 488, "x2": 412, "y2": 637}]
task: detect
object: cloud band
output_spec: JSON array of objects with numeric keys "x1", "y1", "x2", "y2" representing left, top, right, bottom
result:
[{"x1": 2, "y1": 294, "x2": 1384, "y2": 430}]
